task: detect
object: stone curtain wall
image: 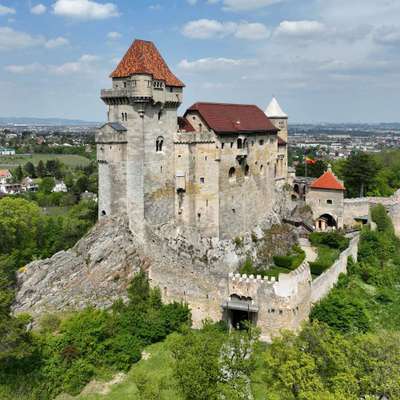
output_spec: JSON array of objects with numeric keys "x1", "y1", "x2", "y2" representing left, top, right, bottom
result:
[
  {"x1": 226, "y1": 234, "x2": 359, "y2": 341},
  {"x1": 310, "y1": 234, "x2": 359, "y2": 304},
  {"x1": 343, "y1": 189, "x2": 400, "y2": 235}
]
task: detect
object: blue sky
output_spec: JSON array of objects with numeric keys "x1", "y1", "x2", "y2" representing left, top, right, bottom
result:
[{"x1": 0, "y1": 0, "x2": 399, "y2": 123}]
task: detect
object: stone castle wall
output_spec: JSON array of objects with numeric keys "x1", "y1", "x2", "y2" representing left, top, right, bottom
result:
[
  {"x1": 343, "y1": 190, "x2": 400, "y2": 235},
  {"x1": 310, "y1": 234, "x2": 359, "y2": 304}
]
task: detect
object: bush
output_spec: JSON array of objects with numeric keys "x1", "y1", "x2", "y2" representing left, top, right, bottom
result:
[
  {"x1": 309, "y1": 261, "x2": 329, "y2": 276},
  {"x1": 371, "y1": 204, "x2": 394, "y2": 234},
  {"x1": 309, "y1": 231, "x2": 349, "y2": 251},
  {"x1": 311, "y1": 290, "x2": 370, "y2": 333},
  {"x1": 273, "y1": 255, "x2": 293, "y2": 269}
]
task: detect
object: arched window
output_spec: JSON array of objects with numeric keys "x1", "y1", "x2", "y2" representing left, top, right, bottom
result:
[
  {"x1": 125, "y1": 112, "x2": 128, "y2": 121},
  {"x1": 229, "y1": 167, "x2": 236, "y2": 181},
  {"x1": 237, "y1": 138, "x2": 243, "y2": 149},
  {"x1": 121, "y1": 112, "x2": 124, "y2": 121},
  {"x1": 243, "y1": 139, "x2": 248, "y2": 148},
  {"x1": 260, "y1": 164, "x2": 264, "y2": 175},
  {"x1": 158, "y1": 110, "x2": 162, "y2": 120},
  {"x1": 245, "y1": 165, "x2": 250, "y2": 177},
  {"x1": 156, "y1": 136, "x2": 164, "y2": 152}
]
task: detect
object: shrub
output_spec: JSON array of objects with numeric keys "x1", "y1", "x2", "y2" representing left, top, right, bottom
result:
[
  {"x1": 273, "y1": 255, "x2": 293, "y2": 269},
  {"x1": 311, "y1": 290, "x2": 370, "y2": 333},
  {"x1": 309, "y1": 231, "x2": 349, "y2": 251},
  {"x1": 309, "y1": 261, "x2": 329, "y2": 276},
  {"x1": 370, "y1": 204, "x2": 394, "y2": 234}
]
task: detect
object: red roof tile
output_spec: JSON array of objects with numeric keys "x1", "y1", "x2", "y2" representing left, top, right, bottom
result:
[
  {"x1": 0, "y1": 169, "x2": 11, "y2": 177},
  {"x1": 111, "y1": 39, "x2": 184, "y2": 87},
  {"x1": 310, "y1": 171, "x2": 345, "y2": 191},
  {"x1": 178, "y1": 116, "x2": 195, "y2": 132},
  {"x1": 184, "y1": 102, "x2": 278, "y2": 134}
]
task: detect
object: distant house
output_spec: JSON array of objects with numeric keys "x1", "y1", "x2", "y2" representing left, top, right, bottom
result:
[
  {"x1": 0, "y1": 169, "x2": 12, "y2": 184},
  {"x1": 21, "y1": 177, "x2": 38, "y2": 192},
  {"x1": 0, "y1": 147, "x2": 15, "y2": 155},
  {"x1": 52, "y1": 181, "x2": 68, "y2": 193}
]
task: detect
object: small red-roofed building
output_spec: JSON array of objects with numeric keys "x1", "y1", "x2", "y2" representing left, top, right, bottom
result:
[{"x1": 306, "y1": 166, "x2": 345, "y2": 230}]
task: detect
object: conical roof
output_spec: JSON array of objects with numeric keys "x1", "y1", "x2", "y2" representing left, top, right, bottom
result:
[
  {"x1": 110, "y1": 39, "x2": 184, "y2": 87},
  {"x1": 310, "y1": 170, "x2": 345, "y2": 191},
  {"x1": 265, "y1": 97, "x2": 287, "y2": 118}
]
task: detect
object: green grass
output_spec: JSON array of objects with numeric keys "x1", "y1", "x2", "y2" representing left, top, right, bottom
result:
[
  {"x1": 67, "y1": 335, "x2": 269, "y2": 400},
  {"x1": 75, "y1": 338, "x2": 183, "y2": 400},
  {"x1": 0, "y1": 154, "x2": 90, "y2": 168}
]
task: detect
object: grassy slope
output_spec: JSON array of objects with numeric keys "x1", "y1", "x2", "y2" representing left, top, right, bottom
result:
[
  {"x1": 73, "y1": 337, "x2": 268, "y2": 400},
  {"x1": 0, "y1": 154, "x2": 90, "y2": 168},
  {"x1": 75, "y1": 338, "x2": 183, "y2": 400}
]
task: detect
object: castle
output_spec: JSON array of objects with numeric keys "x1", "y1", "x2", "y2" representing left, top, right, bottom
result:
[
  {"x1": 15, "y1": 39, "x2": 400, "y2": 341},
  {"x1": 96, "y1": 39, "x2": 289, "y2": 241}
]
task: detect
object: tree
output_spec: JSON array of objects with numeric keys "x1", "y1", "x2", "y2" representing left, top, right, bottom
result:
[
  {"x1": 46, "y1": 159, "x2": 62, "y2": 179},
  {"x1": 23, "y1": 162, "x2": 35, "y2": 178},
  {"x1": 39, "y1": 177, "x2": 55, "y2": 194},
  {"x1": 72, "y1": 175, "x2": 89, "y2": 195},
  {"x1": 13, "y1": 165, "x2": 24, "y2": 182},
  {"x1": 341, "y1": 152, "x2": 378, "y2": 197},
  {"x1": 36, "y1": 160, "x2": 46, "y2": 178}
]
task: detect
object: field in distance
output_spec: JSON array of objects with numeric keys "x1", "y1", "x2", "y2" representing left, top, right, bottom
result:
[{"x1": 0, "y1": 154, "x2": 91, "y2": 168}]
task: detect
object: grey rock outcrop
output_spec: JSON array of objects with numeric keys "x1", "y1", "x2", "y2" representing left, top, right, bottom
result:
[{"x1": 13, "y1": 214, "x2": 143, "y2": 317}]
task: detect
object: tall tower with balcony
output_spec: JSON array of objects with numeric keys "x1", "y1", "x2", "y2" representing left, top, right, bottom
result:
[{"x1": 96, "y1": 39, "x2": 184, "y2": 241}]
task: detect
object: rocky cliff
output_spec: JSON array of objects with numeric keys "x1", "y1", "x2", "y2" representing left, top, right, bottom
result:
[{"x1": 13, "y1": 215, "x2": 144, "y2": 317}]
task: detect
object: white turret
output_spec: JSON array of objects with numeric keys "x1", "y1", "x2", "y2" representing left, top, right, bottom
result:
[{"x1": 265, "y1": 97, "x2": 288, "y2": 142}]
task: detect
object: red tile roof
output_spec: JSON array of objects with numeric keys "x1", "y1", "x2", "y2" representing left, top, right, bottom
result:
[
  {"x1": 178, "y1": 116, "x2": 195, "y2": 132},
  {"x1": 310, "y1": 171, "x2": 345, "y2": 191},
  {"x1": 0, "y1": 169, "x2": 11, "y2": 177},
  {"x1": 185, "y1": 102, "x2": 278, "y2": 134},
  {"x1": 111, "y1": 39, "x2": 184, "y2": 87}
]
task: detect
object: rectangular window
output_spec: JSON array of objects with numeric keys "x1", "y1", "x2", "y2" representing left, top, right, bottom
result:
[
  {"x1": 200, "y1": 177, "x2": 205, "y2": 184},
  {"x1": 327, "y1": 199, "x2": 333, "y2": 204}
]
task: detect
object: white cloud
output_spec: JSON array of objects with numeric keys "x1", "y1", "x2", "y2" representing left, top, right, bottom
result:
[
  {"x1": 373, "y1": 25, "x2": 400, "y2": 46},
  {"x1": 107, "y1": 31, "x2": 121, "y2": 40},
  {"x1": 178, "y1": 57, "x2": 257, "y2": 71},
  {"x1": 31, "y1": 4, "x2": 47, "y2": 15},
  {"x1": 222, "y1": 0, "x2": 284, "y2": 11},
  {"x1": 182, "y1": 19, "x2": 269, "y2": 40},
  {"x1": 235, "y1": 22, "x2": 269, "y2": 40},
  {"x1": 50, "y1": 54, "x2": 99, "y2": 75},
  {"x1": 52, "y1": 0, "x2": 120, "y2": 20},
  {"x1": 0, "y1": 27, "x2": 45, "y2": 50},
  {"x1": 45, "y1": 36, "x2": 69, "y2": 48},
  {"x1": 5, "y1": 63, "x2": 44, "y2": 74},
  {"x1": 5, "y1": 54, "x2": 100, "y2": 76},
  {"x1": 275, "y1": 20, "x2": 326, "y2": 37},
  {"x1": 0, "y1": 4, "x2": 15, "y2": 15}
]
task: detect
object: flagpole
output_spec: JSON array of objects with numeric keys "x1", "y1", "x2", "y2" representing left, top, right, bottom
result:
[{"x1": 305, "y1": 155, "x2": 307, "y2": 178}]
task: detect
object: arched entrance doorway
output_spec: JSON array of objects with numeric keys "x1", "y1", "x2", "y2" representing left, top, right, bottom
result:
[
  {"x1": 223, "y1": 294, "x2": 258, "y2": 330},
  {"x1": 316, "y1": 213, "x2": 337, "y2": 231}
]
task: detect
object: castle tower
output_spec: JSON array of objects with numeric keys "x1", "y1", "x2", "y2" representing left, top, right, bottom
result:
[
  {"x1": 306, "y1": 165, "x2": 345, "y2": 231},
  {"x1": 265, "y1": 97, "x2": 288, "y2": 142},
  {"x1": 96, "y1": 39, "x2": 184, "y2": 241}
]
